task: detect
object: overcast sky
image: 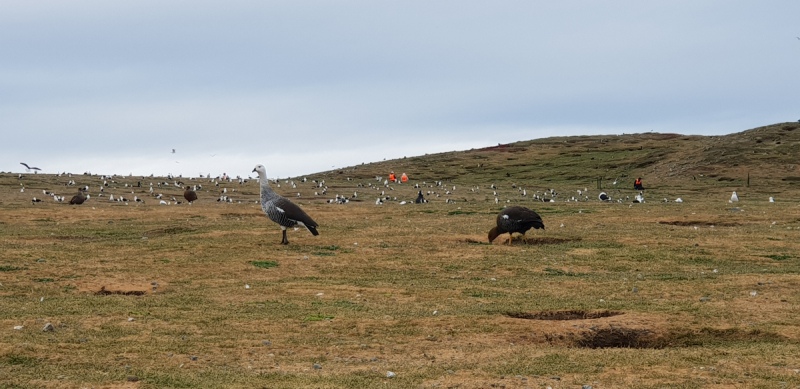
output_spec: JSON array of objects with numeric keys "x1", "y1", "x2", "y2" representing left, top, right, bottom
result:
[{"x1": 2, "y1": 1, "x2": 798, "y2": 178}]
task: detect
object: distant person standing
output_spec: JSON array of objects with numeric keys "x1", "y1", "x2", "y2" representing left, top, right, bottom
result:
[
  {"x1": 389, "y1": 172, "x2": 396, "y2": 183},
  {"x1": 634, "y1": 177, "x2": 644, "y2": 190},
  {"x1": 401, "y1": 173, "x2": 408, "y2": 183}
]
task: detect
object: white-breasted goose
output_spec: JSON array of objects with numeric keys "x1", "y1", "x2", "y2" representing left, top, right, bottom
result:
[
  {"x1": 69, "y1": 190, "x2": 87, "y2": 205},
  {"x1": 184, "y1": 187, "x2": 198, "y2": 204},
  {"x1": 488, "y1": 206, "x2": 545, "y2": 245},
  {"x1": 252, "y1": 164, "x2": 319, "y2": 245}
]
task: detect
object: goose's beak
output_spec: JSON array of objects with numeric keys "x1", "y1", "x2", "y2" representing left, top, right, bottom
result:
[{"x1": 252, "y1": 168, "x2": 257, "y2": 173}]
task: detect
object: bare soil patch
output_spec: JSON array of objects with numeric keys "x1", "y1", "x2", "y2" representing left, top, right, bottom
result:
[
  {"x1": 507, "y1": 310, "x2": 623, "y2": 321},
  {"x1": 94, "y1": 286, "x2": 147, "y2": 296},
  {"x1": 658, "y1": 220, "x2": 741, "y2": 227},
  {"x1": 576, "y1": 327, "x2": 657, "y2": 348}
]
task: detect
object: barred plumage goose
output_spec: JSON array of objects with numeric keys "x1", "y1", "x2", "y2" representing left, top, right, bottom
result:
[
  {"x1": 488, "y1": 206, "x2": 545, "y2": 245},
  {"x1": 253, "y1": 164, "x2": 319, "y2": 245}
]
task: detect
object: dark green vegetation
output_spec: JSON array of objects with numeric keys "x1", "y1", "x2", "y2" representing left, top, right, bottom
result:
[{"x1": 1, "y1": 122, "x2": 799, "y2": 388}]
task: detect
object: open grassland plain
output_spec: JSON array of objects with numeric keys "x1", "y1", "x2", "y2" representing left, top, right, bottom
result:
[{"x1": 2, "y1": 123, "x2": 800, "y2": 388}]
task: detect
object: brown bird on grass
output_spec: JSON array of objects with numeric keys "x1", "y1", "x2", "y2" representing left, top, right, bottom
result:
[
  {"x1": 488, "y1": 206, "x2": 545, "y2": 245},
  {"x1": 69, "y1": 189, "x2": 88, "y2": 205},
  {"x1": 183, "y1": 186, "x2": 198, "y2": 204}
]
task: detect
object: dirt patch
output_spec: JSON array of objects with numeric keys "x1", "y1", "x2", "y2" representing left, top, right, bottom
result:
[
  {"x1": 507, "y1": 310, "x2": 623, "y2": 321},
  {"x1": 658, "y1": 220, "x2": 741, "y2": 227},
  {"x1": 95, "y1": 286, "x2": 146, "y2": 296},
  {"x1": 142, "y1": 225, "x2": 196, "y2": 237},
  {"x1": 577, "y1": 327, "x2": 656, "y2": 348},
  {"x1": 469, "y1": 237, "x2": 580, "y2": 245}
]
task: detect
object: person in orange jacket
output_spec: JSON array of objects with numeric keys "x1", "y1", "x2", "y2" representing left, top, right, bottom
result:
[
  {"x1": 634, "y1": 177, "x2": 644, "y2": 190},
  {"x1": 388, "y1": 172, "x2": 396, "y2": 182},
  {"x1": 401, "y1": 173, "x2": 408, "y2": 183}
]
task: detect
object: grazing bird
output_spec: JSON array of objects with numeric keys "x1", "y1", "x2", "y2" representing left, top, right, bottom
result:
[
  {"x1": 183, "y1": 186, "x2": 198, "y2": 204},
  {"x1": 599, "y1": 192, "x2": 610, "y2": 201},
  {"x1": 488, "y1": 206, "x2": 545, "y2": 245},
  {"x1": 253, "y1": 164, "x2": 319, "y2": 245},
  {"x1": 69, "y1": 190, "x2": 87, "y2": 205}
]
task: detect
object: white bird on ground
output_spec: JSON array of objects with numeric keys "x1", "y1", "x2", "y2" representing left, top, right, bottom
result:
[
  {"x1": 675, "y1": 198, "x2": 683, "y2": 203},
  {"x1": 769, "y1": 197, "x2": 774, "y2": 203},
  {"x1": 160, "y1": 200, "x2": 167, "y2": 205},
  {"x1": 599, "y1": 192, "x2": 610, "y2": 201},
  {"x1": 376, "y1": 198, "x2": 383, "y2": 205},
  {"x1": 730, "y1": 191, "x2": 739, "y2": 202}
]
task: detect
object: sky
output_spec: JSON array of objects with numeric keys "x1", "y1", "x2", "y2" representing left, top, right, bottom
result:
[{"x1": 2, "y1": 1, "x2": 799, "y2": 178}]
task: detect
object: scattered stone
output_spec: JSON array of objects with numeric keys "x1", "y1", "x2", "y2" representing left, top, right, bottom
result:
[
  {"x1": 127, "y1": 376, "x2": 139, "y2": 382},
  {"x1": 313, "y1": 364, "x2": 322, "y2": 369},
  {"x1": 583, "y1": 386, "x2": 593, "y2": 389},
  {"x1": 371, "y1": 357, "x2": 378, "y2": 361},
  {"x1": 448, "y1": 370, "x2": 455, "y2": 374},
  {"x1": 750, "y1": 291, "x2": 758, "y2": 296},
  {"x1": 42, "y1": 323, "x2": 54, "y2": 332},
  {"x1": 245, "y1": 284, "x2": 250, "y2": 289},
  {"x1": 168, "y1": 353, "x2": 173, "y2": 357},
  {"x1": 263, "y1": 341, "x2": 271, "y2": 346},
  {"x1": 632, "y1": 287, "x2": 638, "y2": 293},
  {"x1": 37, "y1": 259, "x2": 46, "y2": 263},
  {"x1": 79, "y1": 339, "x2": 87, "y2": 342},
  {"x1": 14, "y1": 325, "x2": 23, "y2": 330},
  {"x1": 699, "y1": 297, "x2": 712, "y2": 302},
  {"x1": 386, "y1": 371, "x2": 396, "y2": 378},
  {"x1": 127, "y1": 317, "x2": 135, "y2": 322},
  {"x1": 190, "y1": 356, "x2": 198, "y2": 361}
]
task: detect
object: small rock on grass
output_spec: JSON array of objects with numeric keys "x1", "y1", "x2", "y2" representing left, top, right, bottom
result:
[
  {"x1": 127, "y1": 376, "x2": 139, "y2": 382},
  {"x1": 42, "y1": 323, "x2": 54, "y2": 332},
  {"x1": 386, "y1": 371, "x2": 396, "y2": 378},
  {"x1": 583, "y1": 386, "x2": 593, "y2": 389},
  {"x1": 313, "y1": 364, "x2": 322, "y2": 369},
  {"x1": 699, "y1": 297, "x2": 712, "y2": 302}
]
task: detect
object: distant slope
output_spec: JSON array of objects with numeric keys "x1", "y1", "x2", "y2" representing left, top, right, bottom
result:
[{"x1": 315, "y1": 122, "x2": 800, "y2": 189}]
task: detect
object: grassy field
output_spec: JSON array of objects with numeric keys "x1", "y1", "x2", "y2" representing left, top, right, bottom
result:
[{"x1": 2, "y1": 122, "x2": 800, "y2": 388}]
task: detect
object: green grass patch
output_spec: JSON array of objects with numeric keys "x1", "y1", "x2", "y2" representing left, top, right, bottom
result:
[
  {"x1": 33, "y1": 278, "x2": 54, "y2": 283},
  {"x1": 312, "y1": 252, "x2": 335, "y2": 257},
  {"x1": 251, "y1": 261, "x2": 279, "y2": 269},
  {"x1": 3, "y1": 355, "x2": 37, "y2": 367},
  {"x1": 763, "y1": 254, "x2": 793, "y2": 261},
  {"x1": 0, "y1": 265, "x2": 24, "y2": 272},
  {"x1": 318, "y1": 245, "x2": 339, "y2": 251},
  {"x1": 448, "y1": 210, "x2": 476, "y2": 215}
]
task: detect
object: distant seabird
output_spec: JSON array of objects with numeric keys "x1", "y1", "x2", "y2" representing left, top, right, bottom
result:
[
  {"x1": 253, "y1": 164, "x2": 319, "y2": 245},
  {"x1": 20, "y1": 162, "x2": 41, "y2": 173},
  {"x1": 769, "y1": 197, "x2": 774, "y2": 203},
  {"x1": 730, "y1": 191, "x2": 739, "y2": 202},
  {"x1": 599, "y1": 192, "x2": 610, "y2": 201},
  {"x1": 488, "y1": 206, "x2": 545, "y2": 245}
]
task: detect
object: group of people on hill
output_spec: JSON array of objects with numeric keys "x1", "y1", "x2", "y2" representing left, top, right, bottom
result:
[{"x1": 388, "y1": 171, "x2": 408, "y2": 183}]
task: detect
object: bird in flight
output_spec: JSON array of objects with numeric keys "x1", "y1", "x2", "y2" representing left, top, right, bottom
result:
[
  {"x1": 20, "y1": 162, "x2": 41, "y2": 172},
  {"x1": 172, "y1": 149, "x2": 176, "y2": 153}
]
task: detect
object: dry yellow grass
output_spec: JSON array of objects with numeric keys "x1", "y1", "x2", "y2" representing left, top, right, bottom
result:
[{"x1": 2, "y1": 125, "x2": 800, "y2": 388}]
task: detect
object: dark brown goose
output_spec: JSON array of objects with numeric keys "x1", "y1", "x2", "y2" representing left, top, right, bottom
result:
[
  {"x1": 69, "y1": 190, "x2": 87, "y2": 205},
  {"x1": 488, "y1": 206, "x2": 544, "y2": 245},
  {"x1": 183, "y1": 186, "x2": 198, "y2": 204},
  {"x1": 253, "y1": 164, "x2": 319, "y2": 245}
]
